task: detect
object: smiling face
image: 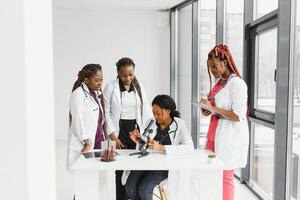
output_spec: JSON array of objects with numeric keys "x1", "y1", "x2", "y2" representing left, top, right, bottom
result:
[
  {"x1": 118, "y1": 65, "x2": 135, "y2": 86},
  {"x1": 86, "y1": 70, "x2": 103, "y2": 91},
  {"x1": 207, "y1": 57, "x2": 229, "y2": 79}
]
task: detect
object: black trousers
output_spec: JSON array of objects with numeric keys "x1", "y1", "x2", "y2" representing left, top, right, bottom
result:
[
  {"x1": 125, "y1": 170, "x2": 168, "y2": 200},
  {"x1": 116, "y1": 119, "x2": 139, "y2": 200}
]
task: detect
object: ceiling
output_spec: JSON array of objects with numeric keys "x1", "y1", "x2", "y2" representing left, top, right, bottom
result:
[{"x1": 53, "y1": 0, "x2": 187, "y2": 10}]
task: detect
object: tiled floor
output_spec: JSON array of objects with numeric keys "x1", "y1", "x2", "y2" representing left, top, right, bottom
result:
[{"x1": 56, "y1": 140, "x2": 259, "y2": 200}]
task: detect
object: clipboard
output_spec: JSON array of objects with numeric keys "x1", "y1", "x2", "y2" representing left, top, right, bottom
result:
[{"x1": 192, "y1": 102, "x2": 228, "y2": 119}]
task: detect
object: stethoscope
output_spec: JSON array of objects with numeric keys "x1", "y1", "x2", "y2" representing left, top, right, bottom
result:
[
  {"x1": 157, "y1": 119, "x2": 179, "y2": 144},
  {"x1": 81, "y1": 84, "x2": 91, "y2": 98},
  {"x1": 81, "y1": 84, "x2": 100, "y2": 111}
]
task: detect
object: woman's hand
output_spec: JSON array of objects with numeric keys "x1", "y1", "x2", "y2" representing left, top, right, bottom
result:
[
  {"x1": 115, "y1": 138, "x2": 124, "y2": 149},
  {"x1": 200, "y1": 98, "x2": 212, "y2": 116},
  {"x1": 81, "y1": 143, "x2": 91, "y2": 153},
  {"x1": 109, "y1": 133, "x2": 124, "y2": 149},
  {"x1": 147, "y1": 140, "x2": 165, "y2": 152},
  {"x1": 130, "y1": 129, "x2": 141, "y2": 144}
]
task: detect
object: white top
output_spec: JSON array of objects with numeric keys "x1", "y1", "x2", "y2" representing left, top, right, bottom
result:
[
  {"x1": 103, "y1": 79, "x2": 153, "y2": 136},
  {"x1": 212, "y1": 76, "x2": 249, "y2": 170},
  {"x1": 120, "y1": 91, "x2": 137, "y2": 119}
]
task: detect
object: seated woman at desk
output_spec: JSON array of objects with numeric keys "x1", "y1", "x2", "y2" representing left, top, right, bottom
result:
[
  {"x1": 67, "y1": 64, "x2": 107, "y2": 170},
  {"x1": 125, "y1": 94, "x2": 194, "y2": 200}
]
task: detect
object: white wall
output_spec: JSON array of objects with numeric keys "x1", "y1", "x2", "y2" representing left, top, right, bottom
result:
[
  {"x1": 0, "y1": 0, "x2": 56, "y2": 199},
  {"x1": 53, "y1": 8, "x2": 170, "y2": 140},
  {"x1": 0, "y1": 1, "x2": 27, "y2": 199}
]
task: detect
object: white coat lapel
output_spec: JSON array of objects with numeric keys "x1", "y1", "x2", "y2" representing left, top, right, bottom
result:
[{"x1": 113, "y1": 79, "x2": 122, "y2": 108}]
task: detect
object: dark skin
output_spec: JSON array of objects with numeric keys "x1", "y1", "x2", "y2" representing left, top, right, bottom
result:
[
  {"x1": 200, "y1": 57, "x2": 240, "y2": 122},
  {"x1": 109, "y1": 65, "x2": 135, "y2": 149},
  {"x1": 129, "y1": 104, "x2": 173, "y2": 152},
  {"x1": 81, "y1": 70, "x2": 104, "y2": 153}
]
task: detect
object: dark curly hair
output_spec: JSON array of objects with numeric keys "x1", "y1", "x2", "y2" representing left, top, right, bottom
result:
[
  {"x1": 152, "y1": 95, "x2": 180, "y2": 118},
  {"x1": 72, "y1": 64, "x2": 102, "y2": 92},
  {"x1": 116, "y1": 57, "x2": 143, "y2": 107}
]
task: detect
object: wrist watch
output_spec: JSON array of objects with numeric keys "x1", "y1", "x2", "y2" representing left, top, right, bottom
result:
[{"x1": 81, "y1": 139, "x2": 90, "y2": 145}]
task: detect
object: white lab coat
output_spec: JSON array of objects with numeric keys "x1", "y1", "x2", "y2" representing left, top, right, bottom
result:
[
  {"x1": 212, "y1": 76, "x2": 249, "y2": 170},
  {"x1": 122, "y1": 117, "x2": 195, "y2": 199},
  {"x1": 67, "y1": 83, "x2": 105, "y2": 169},
  {"x1": 103, "y1": 79, "x2": 153, "y2": 136},
  {"x1": 147, "y1": 117, "x2": 194, "y2": 154}
]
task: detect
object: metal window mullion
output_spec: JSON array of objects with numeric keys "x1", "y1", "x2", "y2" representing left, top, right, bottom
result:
[
  {"x1": 191, "y1": 0, "x2": 199, "y2": 148},
  {"x1": 170, "y1": 10, "x2": 178, "y2": 100},
  {"x1": 274, "y1": 0, "x2": 293, "y2": 199},
  {"x1": 241, "y1": 0, "x2": 254, "y2": 184},
  {"x1": 216, "y1": 0, "x2": 224, "y2": 44}
]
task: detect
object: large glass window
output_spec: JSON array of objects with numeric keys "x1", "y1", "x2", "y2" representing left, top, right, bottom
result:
[
  {"x1": 198, "y1": 0, "x2": 216, "y2": 146},
  {"x1": 251, "y1": 122, "x2": 275, "y2": 199},
  {"x1": 253, "y1": 0, "x2": 278, "y2": 20},
  {"x1": 225, "y1": 0, "x2": 244, "y2": 76},
  {"x1": 290, "y1": 1, "x2": 300, "y2": 199},
  {"x1": 255, "y1": 28, "x2": 277, "y2": 113},
  {"x1": 248, "y1": 25, "x2": 277, "y2": 199},
  {"x1": 177, "y1": 4, "x2": 193, "y2": 132}
]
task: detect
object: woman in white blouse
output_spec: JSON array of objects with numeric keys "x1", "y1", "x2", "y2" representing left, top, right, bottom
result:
[
  {"x1": 200, "y1": 44, "x2": 249, "y2": 200},
  {"x1": 103, "y1": 57, "x2": 153, "y2": 200},
  {"x1": 125, "y1": 95, "x2": 194, "y2": 200}
]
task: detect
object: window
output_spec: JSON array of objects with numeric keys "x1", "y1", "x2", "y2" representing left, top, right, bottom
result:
[
  {"x1": 251, "y1": 122, "x2": 274, "y2": 199},
  {"x1": 225, "y1": 0, "x2": 244, "y2": 76},
  {"x1": 253, "y1": 0, "x2": 278, "y2": 20},
  {"x1": 255, "y1": 28, "x2": 277, "y2": 113},
  {"x1": 290, "y1": 1, "x2": 300, "y2": 199},
  {"x1": 177, "y1": 4, "x2": 193, "y2": 132},
  {"x1": 198, "y1": 0, "x2": 216, "y2": 146}
]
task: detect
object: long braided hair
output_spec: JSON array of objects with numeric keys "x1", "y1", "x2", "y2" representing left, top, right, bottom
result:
[
  {"x1": 70, "y1": 64, "x2": 103, "y2": 126},
  {"x1": 116, "y1": 57, "x2": 143, "y2": 107},
  {"x1": 72, "y1": 64, "x2": 102, "y2": 92},
  {"x1": 207, "y1": 44, "x2": 241, "y2": 96}
]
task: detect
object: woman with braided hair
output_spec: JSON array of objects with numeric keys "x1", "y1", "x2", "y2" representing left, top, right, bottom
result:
[
  {"x1": 103, "y1": 57, "x2": 153, "y2": 200},
  {"x1": 200, "y1": 44, "x2": 249, "y2": 200},
  {"x1": 67, "y1": 63, "x2": 107, "y2": 170}
]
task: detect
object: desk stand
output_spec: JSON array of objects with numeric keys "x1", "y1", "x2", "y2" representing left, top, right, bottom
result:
[{"x1": 129, "y1": 149, "x2": 150, "y2": 158}]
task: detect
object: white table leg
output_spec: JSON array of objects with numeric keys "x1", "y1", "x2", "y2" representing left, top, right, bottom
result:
[
  {"x1": 74, "y1": 171, "x2": 100, "y2": 200},
  {"x1": 196, "y1": 170, "x2": 223, "y2": 200},
  {"x1": 74, "y1": 170, "x2": 116, "y2": 200}
]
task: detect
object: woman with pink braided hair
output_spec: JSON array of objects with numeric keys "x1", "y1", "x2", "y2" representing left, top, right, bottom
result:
[{"x1": 200, "y1": 44, "x2": 249, "y2": 200}]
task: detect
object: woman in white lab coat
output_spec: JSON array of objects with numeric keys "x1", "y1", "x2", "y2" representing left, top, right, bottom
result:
[
  {"x1": 103, "y1": 57, "x2": 153, "y2": 200},
  {"x1": 200, "y1": 44, "x2": 249, "y2": 200},
  {"x1": 67, "y1": 64, "x2": 106, "y2": 170},
  {"x1": 125, "y1": 94, "x2": 194, "y2": 200}
]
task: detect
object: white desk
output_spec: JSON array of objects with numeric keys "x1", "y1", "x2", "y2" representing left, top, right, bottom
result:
[{"x1": 71, "y1": 149, "x2": 225, "y2": 200}]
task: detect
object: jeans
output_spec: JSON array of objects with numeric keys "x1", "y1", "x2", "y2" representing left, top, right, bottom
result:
[{"x1": 125, "y1": 170, "x2": 168, "y2": 200}]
